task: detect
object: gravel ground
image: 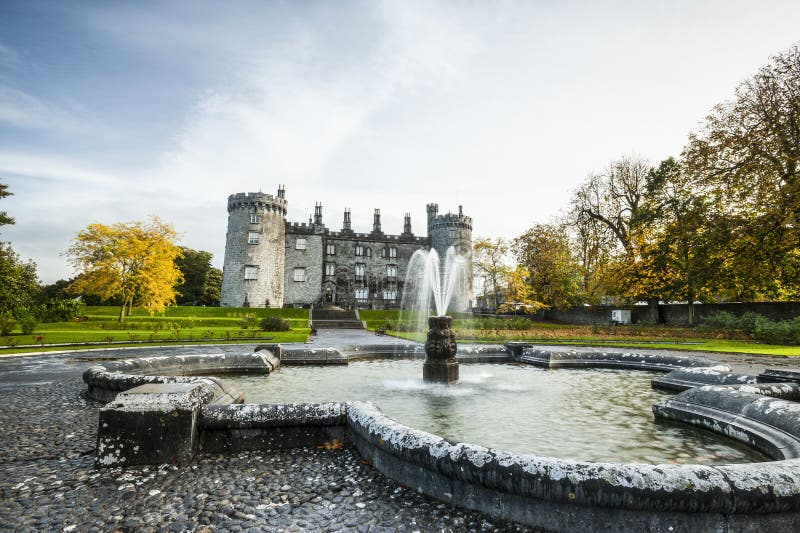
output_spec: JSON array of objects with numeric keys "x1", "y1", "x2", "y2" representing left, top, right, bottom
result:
[{"x1": 0, "y1": 378, "x2": 533, "y2": 532}]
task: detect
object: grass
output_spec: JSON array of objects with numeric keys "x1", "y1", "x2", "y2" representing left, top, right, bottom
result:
[
  {"x1": 359, "y1": 310, "x2": 800, "y2": 356},
  {"x1": 0, "y1": 306, "x2": 310, "y2": 353}
]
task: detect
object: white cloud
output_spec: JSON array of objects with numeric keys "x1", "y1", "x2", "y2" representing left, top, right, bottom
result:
[{"x1": 5, "y1": 1, "x2": 800, "y2": 283}]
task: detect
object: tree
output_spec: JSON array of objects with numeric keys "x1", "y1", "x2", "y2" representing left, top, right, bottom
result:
[
  {"x1": 683, "y1": 43, "x2": 800, "y2": 300},
  {"x1": 67, "y1": 217, "x2": 183, "y2": 322},
  {"x1": 565, "y1": 203, "x2": 615, "y2": 304},
  {"x1": 0, "y1": 182, "x2": 13, "y2": 228},
  {"x1": 0, "y1": 244, "x2": 40, "y2": 320},
  {"x1": 625, "y1": 158, "x2": 727, "y2": 323},
  {"x1": 202, "y1": 267, "x2": 222, "y2": 306},
  {"x1": 570, "y1": 155, "x2": 663, "y2": 319},
  {"x1": 498, "y1": 266, "x2": 546, "y2": 314},
  {"x1": 472, "y1": 237, "x2": 510, "y2": 310},
  {"x1": 175, "y1": 247, "x2": 214, "y2": 305},
  {"x1": 0, "y1": 182, "x2": 41, "y2": 333},
  {"x1": 513, "y1": 223, "x2": 582, "y2": 309}
]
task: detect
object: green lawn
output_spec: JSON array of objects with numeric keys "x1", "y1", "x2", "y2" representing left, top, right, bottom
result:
[
  {"x1": 0, "y1": 306, "x2": 310, "y2": 353},
  {"x1": 358, "y1": 311, "x2": 800, "y2": 357},
  {"x1": 384, "y1": 330, "x2": 800, "y2": 356}
]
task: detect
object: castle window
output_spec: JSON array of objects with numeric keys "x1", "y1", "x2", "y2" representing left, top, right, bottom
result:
[
  {"x1": 355, "y1": 244, "x2": 363, "y2": 256},
  {"x1": 293, "y1": 268, "x2": 306, "y2": 282},
  {"x1": 248, "y1": 231, "x2": 260, "y2": 244},
  {"x1": 355, "y1": 288, "x2": 368, "y2": 302},
  {"x1": 387, "y1": 265, "x2": 397, "y2": 279},
  {"x1": 325, "y1": 263, "x2": 336, "y2": 276},
  {"x1": 449, "y1": 229, "x2": 457, "y2": 239},
  {"x1": 244, "y1": 265, "x2": 259, "y2": 280},
  {"x1": 380, "y1": 248, "x2": 386, "y2": 258},
  {"x1": 355, "y1": 263, "x2": 366, "y2": 281},
  {"x1": 366, "y1": 247, "x2": 372, "y2": 258},
  {"x1": 389, "y1": 247, "x2": 397, "y2": 259},
  {"x1": 327, "y1": 243, "x2": 335, "y2": 255},
  {"x1": 296, "y1": 238, "x2": 307, "y2": 250},
  {"x1": 383, "y1": 289, "x2": 397, "y2": 302},
  {"x1": 250, "y1": 214, "x2": 261, "y2": 224}
]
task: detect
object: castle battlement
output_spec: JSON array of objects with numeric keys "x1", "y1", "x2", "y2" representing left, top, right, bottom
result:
[{"x1": 227, "y1": 191, "x2": 287, "y2": 214}]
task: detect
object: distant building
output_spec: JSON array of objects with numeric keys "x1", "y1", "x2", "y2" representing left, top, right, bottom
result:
[{"x1": 221, "y1": 186, "x2": 472, "y2": 309}]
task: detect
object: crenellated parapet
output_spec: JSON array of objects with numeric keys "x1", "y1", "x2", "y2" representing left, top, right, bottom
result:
[
  {"x1": 227, "y1": 191, "x2": 288, "y2": 215},
  {"x1": 427, "y1": 204, "x2": 472, "y2": 233}
]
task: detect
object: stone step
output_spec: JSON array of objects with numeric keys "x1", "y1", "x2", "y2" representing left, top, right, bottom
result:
[
  {"x1": 312, "y1": 310, "x2": 359, "y2": 321},
  {"x1": 312, "y1": 320, "x2": 364, "y2": 329}
]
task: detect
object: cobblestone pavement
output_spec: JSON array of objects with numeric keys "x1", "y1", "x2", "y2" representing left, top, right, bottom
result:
[{"x1": 0, "y1": 378, "x2": 533, "y2": 532}]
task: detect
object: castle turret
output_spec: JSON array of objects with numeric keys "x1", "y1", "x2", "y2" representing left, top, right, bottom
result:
[
  {"x1": 372, "y1": 208, "x2": 382, "y2": 235},
  {"x1": 314, "y1": 202, "x2": 323, "y2": 227},
  {"x1": 427, "y1": 203, "x2": 473, "y2": 312},
  {"x1": 341, "y1": 208, "x2": 352, "y2": 234},
  {"x1": 402, "y1": 213, "x2": 413, "y2": 237},
  {"x1": 221, "y1": 188, "x2": 287, "y2": 308}
]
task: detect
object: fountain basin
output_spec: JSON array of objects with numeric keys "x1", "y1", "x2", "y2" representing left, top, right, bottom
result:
[{"x1": 83, "y1": 345, "x2": 800, "y2": 530}]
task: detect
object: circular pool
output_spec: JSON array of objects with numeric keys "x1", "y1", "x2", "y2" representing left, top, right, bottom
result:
[{"x1": 225, "y1": 359, "x2": 764, "y2": 464}]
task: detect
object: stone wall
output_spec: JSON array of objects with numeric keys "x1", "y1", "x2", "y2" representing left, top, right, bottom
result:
[
  {"x1": 283, "y1": 230, "x2": 324, "y2": 306},
  {"x1": 533, "y1": 302, "x2": 800, "y2": 325},
  {"x1": 323, "y1": 233, "x2": 427, "y2": 309}
]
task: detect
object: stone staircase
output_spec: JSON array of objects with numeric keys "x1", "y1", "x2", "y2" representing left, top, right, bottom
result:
[{"x1": 311, "y1": 309, "x2": 364, "y2": 329}]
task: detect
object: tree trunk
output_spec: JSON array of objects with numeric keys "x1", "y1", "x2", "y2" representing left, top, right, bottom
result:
[
  {"x1": 647, "y1": 297, "x2": 661, "y2": 324},
  {"x1": 687, "y1": 287, "x2": 696, "y2": 326},
  {"x1": 118, "y1": 302, "x2": 126, "y2": 323}
]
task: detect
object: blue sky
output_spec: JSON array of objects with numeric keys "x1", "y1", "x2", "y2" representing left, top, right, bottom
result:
[{"x1": 2, "y1": 0, "x2": 799, "y2": 282}]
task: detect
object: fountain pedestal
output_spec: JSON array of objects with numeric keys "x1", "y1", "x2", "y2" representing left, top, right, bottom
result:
[{"x1": 423, "y1": 316, "x2": 459, "y2": 383}]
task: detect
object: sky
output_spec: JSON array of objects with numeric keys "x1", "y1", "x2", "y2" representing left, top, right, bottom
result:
[{"x1": 1, "y1": 0, "x2": 799, "y2": 283}]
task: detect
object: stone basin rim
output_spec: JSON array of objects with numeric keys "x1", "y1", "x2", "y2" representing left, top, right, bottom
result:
[{"x1": 83, "y1": 344, "x2": 800, "y2": 529}]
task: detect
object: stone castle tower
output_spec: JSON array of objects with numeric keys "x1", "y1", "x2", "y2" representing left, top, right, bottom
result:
[
  {"x1": 427, "y1": 203, "x2": 473, "y2": 312},
  {"x1": 221, "y1": 187, "x2": 472, "y2": 310},
  {"x1": 221, "y1": 187, "x2": 287, "y2": 307}
]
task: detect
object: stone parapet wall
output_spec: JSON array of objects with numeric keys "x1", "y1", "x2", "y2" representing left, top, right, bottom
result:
[{"x1": 533, "y1": 302, "x2": 800, "y2": 325}]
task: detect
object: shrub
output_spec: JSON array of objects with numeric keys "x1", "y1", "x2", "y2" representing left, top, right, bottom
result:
[
  {"x1": 739, "y1": 312, "x2": 766, "y2": 336},
  {"x1": 240, "y1": 314, "x2": 257, "y2": 329},
  {"x1": 0, "y1": 315, "x2": 15, "y2": 336},
  {"x1": 701, "y1": 311, "x2": 739, "y2": 332},
  {"x1": 18, "y1": 313, "x2": 37, "y2": 335},
  {"x1": 41, "y1": 299, "x2": 87, "y2": 323},
  {"x1": 260, "y1": 316, "x2": 290, "y2": 332}
]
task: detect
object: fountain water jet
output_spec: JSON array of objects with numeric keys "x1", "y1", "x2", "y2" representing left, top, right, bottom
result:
[{"x1": 401, "y1": 246, "x2": 468, "y2": 383}]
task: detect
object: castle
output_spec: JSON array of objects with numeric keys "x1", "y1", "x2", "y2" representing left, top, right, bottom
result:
[{"x1": 220, "y1": 186, "x2": 473, "y2": 309}]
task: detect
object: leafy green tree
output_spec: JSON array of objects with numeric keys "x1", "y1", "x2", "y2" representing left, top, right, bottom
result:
[
  {"x1": 0, "y1": 183, "x2": 13, "y2": 228},
  {"x1": 513, "y1": 223, "x2": 582, "y2": 309},
  {"x1": 0, "y1": 182, "x2": 41, "y2": 333},
  {"x1": 0, "y1": 244, "x2": 40, "y2": 321},
  {"x1": 631, "y1": 158, "x2": 727, "y2": 323},
  {"x1": 175, "y1": 247, "x2": 214, "y2": 305},
  {"x1": 682, "y1": 43, "x2": 800, "y2": 300},
  {"x1": 202, "y1": 267, "x2": 222, "y2": 306}
]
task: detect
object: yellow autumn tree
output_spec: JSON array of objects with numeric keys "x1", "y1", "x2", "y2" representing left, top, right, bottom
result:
[{"x1": 67, "y1": 217, "x2": 183, "y2": 322}]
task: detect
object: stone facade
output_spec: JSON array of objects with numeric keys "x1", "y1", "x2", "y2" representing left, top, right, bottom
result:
[{"x1": 221, "y1": 187, "x2": 473, "y2": 309}]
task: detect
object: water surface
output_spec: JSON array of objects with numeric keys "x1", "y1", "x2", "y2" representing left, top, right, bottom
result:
[{"x1": 226, "y1": 360, "x2": 765, "y2": 464}]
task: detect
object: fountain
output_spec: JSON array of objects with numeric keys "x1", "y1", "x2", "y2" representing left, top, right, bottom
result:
[
  {"x1": 423, "y1": 315, "x2": 459, "y2": 382},
  {"x1": 401, "y1": 246, "x2": 469, "y2": 383}
]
